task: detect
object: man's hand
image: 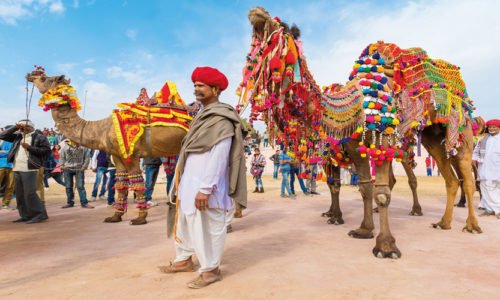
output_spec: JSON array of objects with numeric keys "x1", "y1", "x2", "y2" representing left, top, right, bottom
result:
[
  {"x1": 92, "y1": 168, "x2": 97, "y2": 173},
  {"x1": 195, "y1": 192, "x2": 210, "y2": 211},
  {"x1": 21, "y1": 143, "x2": 30, "y2": 150}
]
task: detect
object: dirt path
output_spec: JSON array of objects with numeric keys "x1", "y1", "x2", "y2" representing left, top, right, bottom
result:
[{"x1": 0, "y1": 175, "x2": 498, "y2": 299}]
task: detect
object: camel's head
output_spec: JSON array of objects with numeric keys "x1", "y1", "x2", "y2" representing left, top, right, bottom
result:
[
  {"x1": 26, "y1": 69, "x2": 71, "y2": 95},
  {"x1": 248, "y1": 6, "x2": 273, "y2": 40},
  {"x1": 238, "y1": 7, "x2": 304, "y2": 115}
]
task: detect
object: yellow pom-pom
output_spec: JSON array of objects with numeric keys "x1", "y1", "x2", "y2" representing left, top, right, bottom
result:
[
  {"x1": 411, "y1": 121, "x2": 419, "y2": 128},
  {"x1": 356, "y1": 127, "x2": 364, "y2": 133},
  {"x1": 392, "y1": 119, "x2": 400, "y2": 125},
  {"x1": 368, "y1": 102, "x2": 375, "y2": 108},
  {"x1": 370, "y1": 144, "x2": 376, "y2": 149},
  {"x1": 426, "y1": 120, "x2": 433, "y2": 126},
  {"x1": 361, "y1": 153, "x2": 367, "y2": 158}
]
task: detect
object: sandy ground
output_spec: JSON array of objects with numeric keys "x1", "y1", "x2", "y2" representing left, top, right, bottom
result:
[{"x1": 0, "y1": 174, "x2": 499, "y2": 300}]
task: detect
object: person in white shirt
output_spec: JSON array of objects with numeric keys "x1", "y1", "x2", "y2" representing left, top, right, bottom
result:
[
  {"x1": 160, "y1": 66, "x2": 247, "y2": 289},
  {"x1": 472, "y1": 119, "x2": 500, "y2": 218}
]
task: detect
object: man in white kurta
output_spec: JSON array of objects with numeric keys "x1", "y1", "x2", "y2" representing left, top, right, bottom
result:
[
  {"x1": 472, "y1": 119, "x2": 500, "y2": 217},
  {"x1": 161, "y1": 66, "x2": 247, "y2": 289}
]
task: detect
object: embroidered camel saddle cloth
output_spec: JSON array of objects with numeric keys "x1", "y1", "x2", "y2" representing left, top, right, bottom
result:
[{"x1": 112, "y1": 103, "x2": 192, "y2": 161}]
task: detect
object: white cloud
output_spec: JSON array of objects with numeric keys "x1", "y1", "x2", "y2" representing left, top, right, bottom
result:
[
  {"x1": 126, "y1": 29, "x2": 137, "y2": 41},
  {"x1": 83, "y1": 67, "x2": 95, "y2": 75},
  {"x1": 55, "y1": 63, "x2": 76, "y2": 75},
  {"x1": 49, "y1": 0, "x2": 64, "y2": 13},
  {"x1": 106, "y1": 66, "x2": 149, "y2": 85},
  {"x1": 0, "y1": 0, "x2": 66, "y2": 25}
]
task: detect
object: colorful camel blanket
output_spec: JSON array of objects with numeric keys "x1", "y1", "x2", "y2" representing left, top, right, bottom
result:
[
  {"x1": 321, "y1": 81, "x2": 364, "y2": 140},
  {"x1": 351, "y1": 42, "x2": 475, "y2": 156},
  {"x1": 111, "y1": 103, "x2": 191, "y2": 161}
]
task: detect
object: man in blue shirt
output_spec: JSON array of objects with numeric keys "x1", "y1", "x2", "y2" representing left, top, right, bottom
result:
[
  {"x1": 278, "y1": 149, "x2": 295, "y2": 198},
  {"x1": 0, "y1": 139, "x2": 14, "y2": 209}
]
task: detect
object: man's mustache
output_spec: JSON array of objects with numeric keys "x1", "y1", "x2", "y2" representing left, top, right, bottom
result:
[{"x1": 194, "y1": 92, "x2": 205, "y2": 96}]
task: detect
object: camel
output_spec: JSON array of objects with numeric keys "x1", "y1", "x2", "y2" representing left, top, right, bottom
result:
[
  {"x1": 27, "y1": 71, "x2": 188, "y2": 225},
  {"x1": 239, "y1": 7, "x2": 481, "y2": 258}
]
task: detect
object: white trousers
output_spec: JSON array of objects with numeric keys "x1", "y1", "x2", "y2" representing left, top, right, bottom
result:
[
  {"x1": 225, "y1": 198, "x2": 235, "y2": 227},
  {"x1": 174, "y1": 208, "x2": 227, "y2": 273},
  {"x1": 480, "y1": 181, "x2": 500, "y2": 214}
]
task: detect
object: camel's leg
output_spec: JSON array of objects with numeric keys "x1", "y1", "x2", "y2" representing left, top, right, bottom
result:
[
  {"x1": 129, "y1": 170, "x2": 148, "y2": 225},
  {"x1": 345, "y1": 142, "x2": 375, "y2": 239},
  {"x1": 104, "y1": 169, "x2": 128, "y2": 223},
  {"x1": 452, "y1": 161, "x2": 466, "y2": 207},
  {"x1": 372, "y1": 154, "x2": 401, "y2": 258},
  {"x1": 421, "y1": 130, "x2": 459, "y2": 230},
  {"x1": 321, "y1": 163, "x2": 335, "y2": 218},
  {"x1": 401, "y1": 160, "x2": 423, "y2": 216},
  {"x1": 326, "y1": 166, "x2": 344, "y2": 225},
  {"x1": 472, "y1": 163, "x2": 482, "y2": 200},
  {"x1": 454, "y1": 128, "x2": 481, "y2": 233}
]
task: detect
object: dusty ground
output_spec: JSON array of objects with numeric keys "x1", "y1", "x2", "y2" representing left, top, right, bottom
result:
[{"x1": 0, "y1": 174, "x2": 499, "y2": 300}]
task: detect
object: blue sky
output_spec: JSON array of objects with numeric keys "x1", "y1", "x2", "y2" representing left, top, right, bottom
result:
[{"x1": 0, "y1": 0, "x2": 498, "y2": 129}]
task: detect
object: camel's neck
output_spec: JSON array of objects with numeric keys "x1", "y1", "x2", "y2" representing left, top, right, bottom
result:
[{"x1": 51, "y1": 108, "x2": 111, "y2": 150}]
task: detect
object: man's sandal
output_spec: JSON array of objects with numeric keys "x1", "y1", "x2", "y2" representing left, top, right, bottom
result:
[
  {"x1": 187, "y1": 270, "x2": 222, "y2": 289},
  {"x1": 158, "y1": 261, "x2": 195, "y2": 273}
]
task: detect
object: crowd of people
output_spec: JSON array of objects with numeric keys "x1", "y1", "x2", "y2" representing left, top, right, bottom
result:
[
  {"x1": 246, "y1": 139, "x2": 360, "y2": 199},
  {"x1": 0, "y1": 123, "x2": 179, "y2": 217}
]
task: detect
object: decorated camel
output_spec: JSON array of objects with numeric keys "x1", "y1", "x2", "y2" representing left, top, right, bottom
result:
[
  {"x1": 238, "y1": 7, "x2": 480, "y2": 258},
  {"x1": 27, "y1": 68, "x2": 191, "y2": 225}
]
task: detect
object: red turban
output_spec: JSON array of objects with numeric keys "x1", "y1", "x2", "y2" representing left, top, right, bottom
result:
[
  {"x1": 191, "y1": 67, "x2": 229, "y2": 91},
  {"x1": 486, "y1": 119, "x2": 500, "y2": 127}
]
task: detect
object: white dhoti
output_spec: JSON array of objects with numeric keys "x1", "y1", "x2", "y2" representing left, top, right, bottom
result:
[
  {"x1": 479, "y1": 181, "x2": 500, "y2": 214},
  {"x1": 174, "y1": 207, "x2": 227, "y2": 273}
]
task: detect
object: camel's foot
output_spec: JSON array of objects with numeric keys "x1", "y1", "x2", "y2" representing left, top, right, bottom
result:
[
  {"x1": 372, "y1": 236, "x2": 401, "y2": 259},
  {"x1": 409, "y1": 207, "x2": 423, "y2": 216},
  {"x1": 463, "y1": 219, "x2": 482, "y2": 234},
  {"x1": 130, "y1": 211, "x2": 148, "y2": 225},
  {"x1": 348, "y1": 228, "x2": 374, "y2": 239},
  {"x1": 431, "y1": 220, "x2": 451, "y2": 230},
  {"x1": 373, "y1": 207, "x2": 379, "y2": 214},
  {"x1": 327, "y1": 215, "x2": 344, "y2": 225},
  {"x1": 321, "y1": 210, "x2": 333, "y2": 218},
  {"x1": 104, "y1": 211, "x2": 124, "y2": 223}
]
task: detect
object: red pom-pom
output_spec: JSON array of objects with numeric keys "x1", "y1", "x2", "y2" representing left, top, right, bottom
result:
[
  {"x1": 270, "y1": 55, "x2": 282, "y2": 71},
  {"x1": 285, "y1": 50, "x2": 296, "y2": 65},
  {"x1": 125, "y1": 157, "x2": 133, "y2": 163}
]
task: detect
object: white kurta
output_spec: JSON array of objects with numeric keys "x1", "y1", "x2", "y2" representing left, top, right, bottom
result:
[
  {"x1": 178, "y1": 137, "x2": 233, "y2": 215},
  {"x1": 473, "y1": 134, "x2": 500, "y2": 214},
  {"x1": 175, "y1": 137, "x2": 233, "y2": 272}
]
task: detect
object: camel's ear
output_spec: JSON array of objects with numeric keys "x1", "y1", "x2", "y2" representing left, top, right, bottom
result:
[{"x1": 57, "y1": 75, "x2": 71, "y2": 84}]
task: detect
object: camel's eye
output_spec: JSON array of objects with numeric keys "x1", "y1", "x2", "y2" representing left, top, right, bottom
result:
[{"x1": 40, "y1": 75, "x2": 46, "y2": 82}]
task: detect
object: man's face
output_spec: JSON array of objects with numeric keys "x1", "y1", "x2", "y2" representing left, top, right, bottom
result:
[
  {"x1": 193, "y1": 82, "x2": 216, "y2": 103},
  {"x1": 488, "y1": 125, "x2": 499, "y2": 135},
  {"x1": 19, "y1": 124, "x2": 34, "y2": 134},
  {"x1": 254, "y1": 150, "x2": 260, "y2": 155}
]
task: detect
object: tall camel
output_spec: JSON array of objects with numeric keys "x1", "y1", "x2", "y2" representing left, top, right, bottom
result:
[
  {"x1": 239, "y1": 7, "x2": 481, "y2": 258},
  {"x1": 27, "y1": 71, "x2": 188, "y2": 225}
]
